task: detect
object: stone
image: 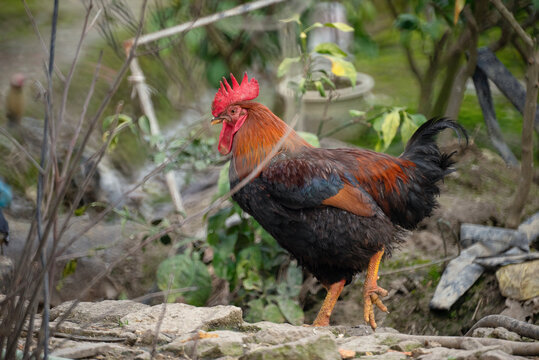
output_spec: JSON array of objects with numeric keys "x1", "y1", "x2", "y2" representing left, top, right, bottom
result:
[
  {"x1": 518, "y1": 212, "x2": 539, "y2": 247},
  {"x1": 392, "y1": 340, "x2": 423, "y2": 352},
  {"x1": 163, "y1": 330, "x2": 248, "y2": 358},
  {"x1": 50, "y1": 342, "x2": 123, "y2": 359},
  {"x1": 496, "y1": 260, "x2": 539, "y2": 300},
  {"x1": 0, "y1": 255, "x2": 13, "y2": 293},
  {"x1": 51, "y1": 320, "x2": 138, "y2": 345},
  {"x1": 471, "y1": 327, "x2": 521, "y2": 342},
  {"x1": 336, "y1": 334, "x2": 389, "y2": 355},
  {"x1": 241, "y1": 334, "x2": 340, "y2": 360},
  {"x1": 480, "y1": 349, "x2": 524, "y2": 360},
  {"x1": 415, "y1": 345, "x2": 505, "y2": 360},
  {"x1": 50, "y1": 300, "x2": 149, "y2": 325},
  {"x1": 248, "y1": 322, "x2": 332, "y2": 345},
  {"x1": 121, "y1": 303, "x2": 243, "y2": 336}
]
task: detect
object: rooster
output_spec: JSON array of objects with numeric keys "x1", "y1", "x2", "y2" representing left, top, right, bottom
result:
[{"x1": 211, "y1": 73, "x2": 467, "y2": 329}]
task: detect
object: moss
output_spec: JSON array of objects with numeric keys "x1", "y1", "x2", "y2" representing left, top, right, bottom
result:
[{"x1": 380, "y1": 336, "x2": 400, "y2": 346}]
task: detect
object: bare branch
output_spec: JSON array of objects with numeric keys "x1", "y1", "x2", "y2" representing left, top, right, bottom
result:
[
  {"x1": 0, "y1": 127, "x2": 44, "y2": 174},
  {"x1": 489, "y1": 0, "x2": 534, "y2": 50},
  {"x1": 134, "y1": 0, "x2": 286, "y2": 46},
  {"x1": 21, "y1": 0, "x2": 65, "y2": 82},
  {"x1": 58, "y1": 0, "x2": 96, "y2": 129},
  {"x1": 506, "y1": 50, "x2": 538, "y2": 227}
]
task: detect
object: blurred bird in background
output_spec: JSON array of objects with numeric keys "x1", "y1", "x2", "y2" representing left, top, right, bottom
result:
[
  {"x1": 0, "y1": 180, "x2": 12, "y2": 255},
  {"x1": 5, "y1": 73, "x2": 25, "y2": 128}
]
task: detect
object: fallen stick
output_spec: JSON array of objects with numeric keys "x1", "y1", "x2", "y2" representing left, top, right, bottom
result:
[
  {"x1": 378, "y1": 333, "x2": 539, "y2": 356},
  {"x1": 464, "y1": 314, "x2": 539, "y2": 340}
]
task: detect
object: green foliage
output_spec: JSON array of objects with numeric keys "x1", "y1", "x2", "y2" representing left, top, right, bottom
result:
[
  {"x1": 56, "y1": 259, "x2": 78, "y2": 291},
  {"x1": 206, "y1": 204, "x2": 304, "y2": 325},
  {"x1": 277, "y1": 16, "x2": 357, "y2": 96},
  {"x1": 156, "y1": 251, "x2": 212, "y2": 306},
  {"x1": 370, "y1": 109, "x2": 427, "y2": 152},
  {"x1": 148, "y1": 1, "x2": 280, "y2": 85}
]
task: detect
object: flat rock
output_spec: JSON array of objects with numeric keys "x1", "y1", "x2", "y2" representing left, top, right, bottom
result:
[
  {"x1": 163, "y1": 330, "x2": 248, "y2": 358},
  {"x1": 249, "y1": 321, "x2": 334, "y2": 345},
  {"x1": 415, "y1": 345, "x2": 508, "y2": 360},
  {"x1": 496, "y1": 260, "x2": 539, "y2": 300},
  {"x1": 336, "y1": 334, "x2": 389, "y2": 355},
  {"x1": 121, "y1": 303, "x2": 243, "y2": 336},
  {"x1": 50, "y1": 300, "x2": 149, "y2": 325},
  {"x1": 241, "y1": 334, "x2": 340, "y2": 360}
]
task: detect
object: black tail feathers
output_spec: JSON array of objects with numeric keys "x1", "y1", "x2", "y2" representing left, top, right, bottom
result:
[
  {"x1": 402, "y1": 117, "x2": 468, "y2": 175},
  {"x1": 392, "y1": 118, "x2": 468, "y2": 230}
]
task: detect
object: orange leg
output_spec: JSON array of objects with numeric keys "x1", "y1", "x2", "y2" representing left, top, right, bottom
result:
[
  {"x1": 312, "y1": 279, "x2": 346, "y2": 326},
  {"x1": 363, "y1": 248, "x2": 388, "y2": 330}
]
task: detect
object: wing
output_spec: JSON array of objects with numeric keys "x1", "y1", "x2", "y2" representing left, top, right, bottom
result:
[{"x1": 259, "y1": 151, "x2": 378, "y2": 217}]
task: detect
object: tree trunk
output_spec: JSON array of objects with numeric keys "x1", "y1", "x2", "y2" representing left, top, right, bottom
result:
[
  {"x1": 432, "y1": 53, "x2": 462, "y2": 117},
  {"x1": 506, "y1": 50, "x2": 539, "y2": 228}
]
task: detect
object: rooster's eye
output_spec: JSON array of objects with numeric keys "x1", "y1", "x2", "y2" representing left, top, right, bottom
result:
[{"x1": 230, "y1": 109, "x2": 236, "y2": 114}]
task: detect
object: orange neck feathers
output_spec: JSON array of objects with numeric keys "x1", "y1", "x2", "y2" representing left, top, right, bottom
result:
[{"x1": 231, "y1": 102, "x2": 310, "y2": 179}]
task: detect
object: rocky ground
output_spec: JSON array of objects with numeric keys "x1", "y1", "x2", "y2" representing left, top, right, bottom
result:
[{"x1": 18, "y1": 300, "x2": 537, "y2": 359}]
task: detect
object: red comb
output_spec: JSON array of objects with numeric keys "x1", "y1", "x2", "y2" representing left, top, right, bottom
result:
[{"x1": 212, "y1": 73, "x2": 259, "y2": 116}]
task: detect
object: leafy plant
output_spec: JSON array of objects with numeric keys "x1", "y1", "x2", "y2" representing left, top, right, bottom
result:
[
  {"x1": 277, "y1": 14, "x2": 357, "y2": 97},
  {"x1": 156, "y1": 251, "x2": 212, "y2": 306},
  {"x1": 370, "y1": 109, "x2": 427, "y2": 152}
]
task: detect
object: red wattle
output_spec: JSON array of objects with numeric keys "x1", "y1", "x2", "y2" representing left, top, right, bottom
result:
[{"x1": 218, "y1": 122, "x2": 234, "y2": 155}]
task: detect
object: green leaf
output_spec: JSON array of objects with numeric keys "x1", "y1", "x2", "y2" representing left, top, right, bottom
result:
[
  {"x1": 304, "y1": 22, "x2": 323, "y2": 33},
  {"x1": 297, "y1": 131, "x2": 320, "y2": 147},
  {"x1": 277, "y1": 57, "x2": 300, "y2": 77},
  {"x1": 400, "y1": 114, "x2": 419, "y2": 146},
  {"x1": 138, "y1": 115, "x2": 151, "y2": 135},
  {"x1": 320, "y1": 76, "x2": 336, "y2": 90},
  {"x1": 324, "y1": 22, "x2": 354, "y2": 32},
  {"x1": 280, "y1": 14, "x2": 301, "y2": 24},
  {"x1": 324, "y1": 56, "x2": 357, "y2": 86},
  {"x1": 243, "y1": 271, "x2": 262, "y2": 291},
  {"x1": 420, "y1": 19, "x2": 445, "y2": 40},
  {"x1": 313, "y1": 42, "x2": 347, "y2": 57},
  {"x1": 277, "y1": 298, "x2": 304, "y2": 325},
  {"x1": 217, "y1": 162, "x2": 231, "y2": 197},
  {"x1": 409, "y1": 113, "x2": 427, "y2": 126},
  {"x1": 153, "y1": 152, "x2": 166, "y2": 164},
  {"x1": 263, "y1": 303, "x2": 285, "y2": 323},
  {"x1": 314, "y1": 80, "x2": 326, "y2": 97},
  {"x1": 62, "y1": 259, "x2": 78, "y2": 278},
  {"x1": 74, "y1": 205, "x2": 88, "y2": 216},
  {"x1": 394, "y1": 14, "x2": 420, "y2": 31},
  {"x1": 169, "y1": 138, "x2": 185, "y2": 149},
  {"x1": 372, "y1": 114, "x2": 384, "y2": 133},
  {"x1": 349, "y1": 109, "x2": 366, "y2": 117},
  {"x1": 381, "y1": 110, "x2": 400, "y2": 151},
  {"x1": 156, "y1": 252, "x2": 212, "y2": 306},
  {"x1": 245, "y1": 299, "x2": 265, "y2": 323},
  {"x1": 298, "y1": 77, "x2": 307, "y2": 94}
]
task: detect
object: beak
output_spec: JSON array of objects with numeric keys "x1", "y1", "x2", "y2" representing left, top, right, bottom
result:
[{"x1": 211, "y1": 116, "x2": 226, "y2": 125}]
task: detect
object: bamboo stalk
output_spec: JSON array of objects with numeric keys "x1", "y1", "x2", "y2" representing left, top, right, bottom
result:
[{"x1": 126, "y1": 55, "x2": 185, "y2": 214}]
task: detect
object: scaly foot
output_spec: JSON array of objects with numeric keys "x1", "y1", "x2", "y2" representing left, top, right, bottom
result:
[
  {"x1": 312, "y1": 279, "x2": 345, "y2": 327},
  {"x1": 363, "y1": 278, "x2": 388, "y2": 330}
]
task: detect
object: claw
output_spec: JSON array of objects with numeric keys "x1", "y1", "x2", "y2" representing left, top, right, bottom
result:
[{"x1": 363, "y1": 249, "x2": 387, "y2": 330}]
